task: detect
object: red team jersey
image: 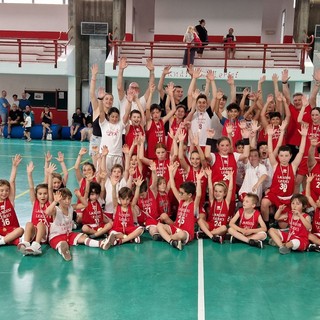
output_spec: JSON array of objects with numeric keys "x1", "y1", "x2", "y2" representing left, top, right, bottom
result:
[
  {"x1": 222, "y1": 119, "x2": 242, "y2": 149},
  {"x1": 31, "y1": 200, "x2": 52, "y2": 227},
  {"x1": 185, "y1": 167, "x2": 208, "y2": 211},
  {"x1": 312, "y1": 208, "x2": 320, "y2": 234},
  {"x1": 286, "y1": 211, "x2": 310, "y2": 242},
  {"x1": 173, "y1": 200, "x2": 195, "y2": 242},
  {"x1": 0, "y1": 198, "x2": 20, "y2": 232},
  {"x1": 81, "y1": 200, "x2": 105, "y2": 228},
  {"x1": 137, "y1": 190, "x2": 159, "y2": 226},
  {"x1": 112, "y1": 205, "x2": 136, "y2": 234},
  {"x1": 145, "y1": 119, "x2": 166, "y2": 159},
  {"x1": 309, "y1": 163, "x2": 320, "y2": 202},
  {"x1": 238, "y1": 208, "x2": 261, "y2": 229},
  {"x1": 211, "y1": 153, "x2": 237, "y2": 200},
  {"x1": 125, "y1": 124, "x2": 144, "y2": 154},
  {"x1": 166, "y1": 118, "x2": 187, "y2": 152},
  {"x1": 157, "y1": 192, "x2": 171, "y2": 217},
  {"x1": 258, "y1": 126, "x2": 286, "y2": 149},
  {"x1": 207, "y1": 199, "x2": 229, "y2": 230},
  {"x1": 269, "y1": 163, "x2": 295, "y2": 197}
]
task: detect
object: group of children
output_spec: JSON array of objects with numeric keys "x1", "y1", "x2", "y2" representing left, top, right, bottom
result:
[{"x1": 1, "y1": 63, "x2": 320, "y2": 260}]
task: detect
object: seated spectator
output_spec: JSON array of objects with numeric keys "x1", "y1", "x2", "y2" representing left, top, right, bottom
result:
[
  {"x1": 41, "y1": 105, "x2": 53, "y2": 140},
  {"x1": 224, "y1": 27, "x2": 236, "y2": 59},
  {"x1": 70, "y1": 108, "x2": 86, "y2": 140},
  {"x1": 80, "y1": 116, "x2": 93, "y2": 142},
  {"x1": 7, "y1": 103, "x2": 22, "y2": 138}
]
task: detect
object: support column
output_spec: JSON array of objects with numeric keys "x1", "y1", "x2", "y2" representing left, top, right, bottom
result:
[
  {"x1": 113, "y1": 0, "x2": 126, "y2": 41},
  {"x1": 293, "y1": 0, "x2": 310, "y2": 43}
]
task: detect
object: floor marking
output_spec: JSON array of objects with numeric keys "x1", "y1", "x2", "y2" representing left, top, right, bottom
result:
[{"x1": 198, "y1": 239, "x2": 205, "y2": 320}]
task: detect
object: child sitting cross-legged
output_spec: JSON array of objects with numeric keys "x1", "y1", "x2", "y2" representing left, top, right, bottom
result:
[
  {"x1": 268, "y1": 194, "x2": 312, "y2": 255},
  {"x1": 157, "y1": 162, "x2": 204, "y2": 250},
  {"x1": 228, "y1": 193, "x2": 267, "y2": 249}
]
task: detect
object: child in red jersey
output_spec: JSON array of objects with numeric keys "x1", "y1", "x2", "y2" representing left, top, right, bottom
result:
[
  {"x1": 157, "y1": 162, "x2": 203, "y2": 250},
  {"x1": 108, "y1": 180, "x2": 144, "y2": 246},
  {"x1": 305, "y1": 174, "x2": 320, "y2": 252},
  {"x1": 178, "y1": 131, "x2": 208, "y2": 218},
  {"x1": 0, "y1": 154, "x2": 24, "y2": 246},
  {"x1": 197, "y1": 168, "x2": 233, "y2": 243},
  {"x1": 145, "y1": 83, "x2": 176, "y2": 159},
  {"x1": 228, "y1": 193, "x2": 267, "y2": 249},
  {"x1": 80, "y1": 180, "x2": 113, "y2": 239},
  {"x1": 260, "y1": 123, "x2": 308, "y2": 228},
  {"x1": 18, "y1": 161, "x2": 54, "y2": 256},
  {"x1": 268, "y1": 194, "x2": 311, "y2": 254}
]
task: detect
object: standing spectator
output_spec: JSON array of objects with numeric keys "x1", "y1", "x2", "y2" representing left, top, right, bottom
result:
[
  {"x1": 70, "y1": 108, "x2": 86, "y2": 140},
  {"x1": 41, "y1": 105, "x2": 53, "y2": 140},
  {"x1": 11, "y1": 94, "x2": 20, "y2": 110},
  {"x1": 19, "y1": 92, "x2": 31, "y2": 111},
  {"x1": 195, "y1": 19, "x2": 208, "y2": 58},
  {"x1": 224, "y1": 28, "x2": 236, "y2": 59},
  {"x1": 7, "y1": 104, "x2": 22, "y2": 139},
  {"x1": 182, "y1": 26, "x2": 198, "y2": 67},
  {"x1": 0, "y1": 90, "x2": 10, "y2": 137}
]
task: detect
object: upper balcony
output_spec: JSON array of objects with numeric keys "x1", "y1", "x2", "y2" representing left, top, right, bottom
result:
[
  {"x1": 105, "y1": 39, "x2": 315, "y2": 83},
  {"x1": 0, "y1": 29, "x2": 75, "y2": 76}
]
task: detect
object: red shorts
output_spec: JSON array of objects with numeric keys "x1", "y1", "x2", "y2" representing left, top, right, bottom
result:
[
  {"x1": 297, "y1": 157, "x2": 308, "y2": 176},
  {"x1": 168, "y1": 225, "x2": 192, "y2": 243},
  {"x1": 279, "y1": 230, "x2": 309, "y2": 251},
  {"x1": 49, "y1": 232, "x2": 82, "y2": 250},
  {"x1": 0, "y1": 226, "x2": 21, "y2": 245},
  {"x1": 111, "y1": 225, "x2": 143, "y2": 235},
  {"x1": 263, "y1": 193, "x2": 291, "y2": 213},
  {"x1": 145, "y1": 217, "x2": 159, "y2": 228}
]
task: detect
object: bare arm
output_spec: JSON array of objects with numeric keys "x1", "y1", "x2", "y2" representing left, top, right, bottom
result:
[
  {"x1": 117, "y1": 57, "x2": 128, "y2": 101},
  {"x1": 27, "y1": 161, "x2": 36, "y2": 204},
  {"x1": 143, "y1": 58, "x2": 155, "y2": 100},
  {"x1": 157, "y1": 65, "x2": 171, "y2": 100},
  {"x1": 309, "y1": 69, "x2": 320, "y2": 108},
  {"x1": 56, "y1": 152, "x2": 68, "y2": 186},
  {"x1": 9, "y1": 154, "x2": 22, "y2": 204}
]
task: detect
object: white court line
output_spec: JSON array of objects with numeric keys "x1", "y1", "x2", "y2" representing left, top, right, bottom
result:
[{"x1": 198, "y1": 239, "x2": 205, "y2": 320}]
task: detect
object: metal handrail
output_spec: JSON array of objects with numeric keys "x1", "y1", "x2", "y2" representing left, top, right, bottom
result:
[
  {"x1": 110, "y1": 40, "x2": 312, "y2": 73},
  {"x1": 0, "y1": 37, "x2": 69, "y2": 68}
]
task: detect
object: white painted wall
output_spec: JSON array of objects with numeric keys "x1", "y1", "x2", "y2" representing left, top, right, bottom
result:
[
  {"x1": 154, "y1": 0, "x2": 263, "y2": 36},
  {"x1": 0, "y1": 74, "x2": 68, "y2": 104},
  {"x1": 0, "y1": 4, "x2": 68, "y2": 31},
  {"x1": 125, "y1": 0, "x2": 294, "y2": 43}
]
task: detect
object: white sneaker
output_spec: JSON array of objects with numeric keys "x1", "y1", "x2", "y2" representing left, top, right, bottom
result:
[
  {"x1": 60, "y1": 242, "x2": 72, "y2": 261},
  {"x1": 17, "y1": 241, "x2": 30, "y2": 255},
  {"x1": 25, "y1": 242, "x2": 42, "y2": 256},
  {"x1": 100, "y1": 233, "x2": 116, "y2": 250}
]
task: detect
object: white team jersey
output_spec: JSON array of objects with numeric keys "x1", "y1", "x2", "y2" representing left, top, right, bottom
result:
[
  {"x1": 99, "y1": 119, "x2": 125, "y2": 156},
  {"x1": 49, "y1": 206, "x2": 73, "y2": 241}
]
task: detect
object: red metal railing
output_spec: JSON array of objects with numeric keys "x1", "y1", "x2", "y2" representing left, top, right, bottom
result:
[
  {"x1": 110, "y1": 40, "x2": 313, "y2": 73},
  {"x1": 0, "y1": 33, "x2": 71, "y2": 68}
]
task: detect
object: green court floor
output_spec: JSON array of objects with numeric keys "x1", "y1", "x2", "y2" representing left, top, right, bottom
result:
[{"x1": 1, "y1": 139, "x2": 320, "y2": 320}]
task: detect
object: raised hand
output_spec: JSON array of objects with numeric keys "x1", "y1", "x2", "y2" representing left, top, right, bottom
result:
[{"x1": 27, "y1": 161, "x2": 34, "y2": 174}]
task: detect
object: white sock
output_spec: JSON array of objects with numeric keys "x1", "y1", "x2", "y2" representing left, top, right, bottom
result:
[
  {"x1": 84, "y1": 238, "x2": 99, "y2": 248},
  {"x1": 0, "y1": 236, "x2": 6, "y2": 245}
]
